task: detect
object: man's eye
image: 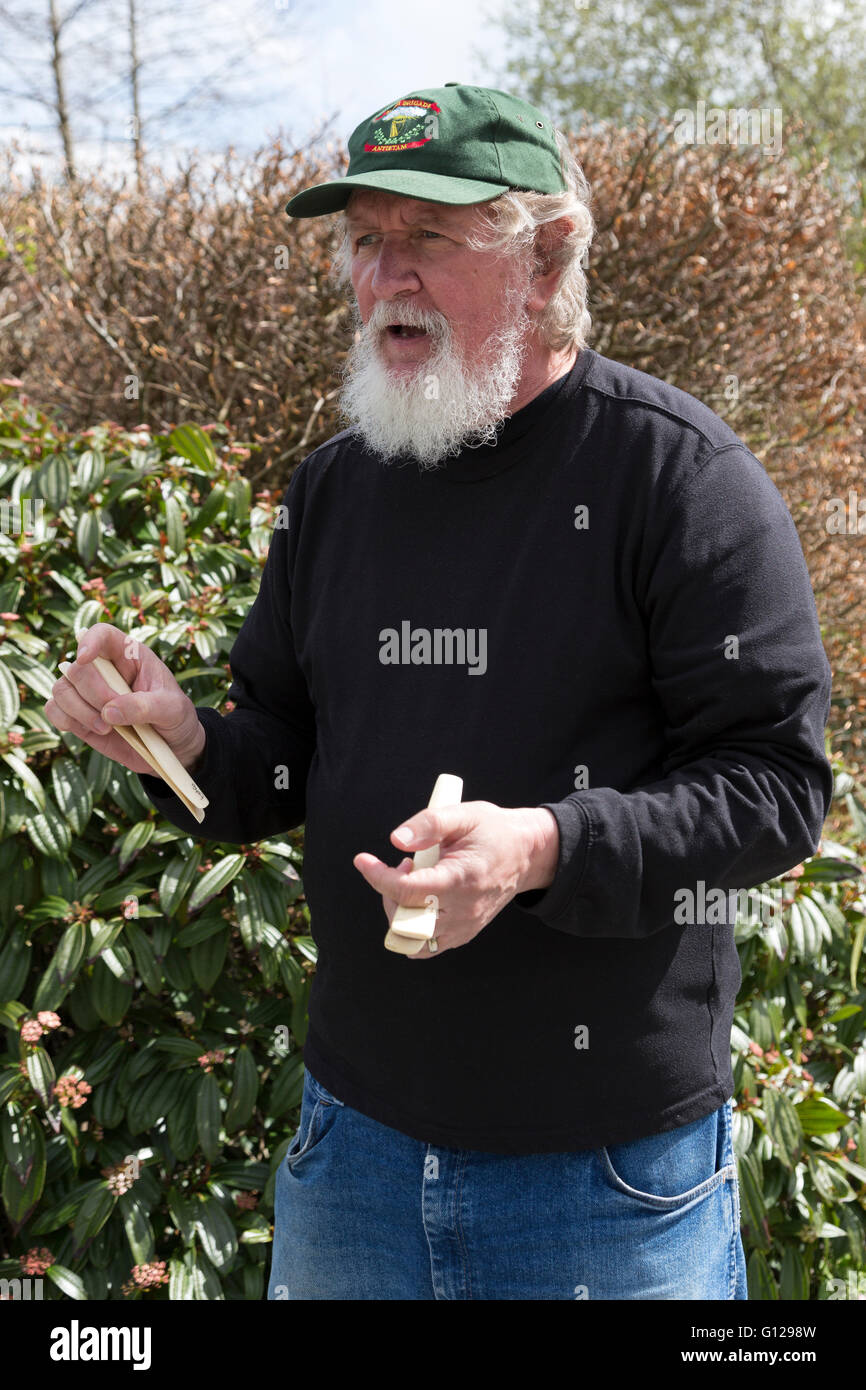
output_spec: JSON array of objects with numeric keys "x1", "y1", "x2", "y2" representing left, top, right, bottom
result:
[{"x1": 354, "y1": 230, "x2": 442, "y2": 248}]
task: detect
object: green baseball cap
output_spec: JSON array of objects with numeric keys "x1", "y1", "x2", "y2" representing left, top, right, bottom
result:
[{"x1": 284, "y1": 83, "x2": 565, "y2": 219}]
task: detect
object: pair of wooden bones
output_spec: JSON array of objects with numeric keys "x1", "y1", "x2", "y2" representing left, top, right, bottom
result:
[
  {"x1": 62, "y1": 654, "x2": 459, "y2": 951},
  {"x1": 58, "y1": 655, "x2": 209, "y2": 823},
  {"x1": 384, "y1": 773, "x2": 463, "y2": 955}
]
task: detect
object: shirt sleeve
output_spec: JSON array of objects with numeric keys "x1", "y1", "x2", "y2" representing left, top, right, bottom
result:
[
  {"x1": 139, "y1": 466, "x2": 316, "y2": 843},
  {"x1": 513, "y1": 443, "x2": 833, "y2": 938}
]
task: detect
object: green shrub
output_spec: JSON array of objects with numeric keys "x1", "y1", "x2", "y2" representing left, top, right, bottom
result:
[
  {"x1": 0, "y1": 392, "x2": 863, "y2": 1300},
  {"x1": 0, "y1": 397, "x2": 311, "y2": 1299},
  {"x1": 731, "y1": 786, "x2": 866, "y2": 1299}
]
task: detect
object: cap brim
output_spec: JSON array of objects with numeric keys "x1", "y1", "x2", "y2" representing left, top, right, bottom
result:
[{"x1": 284, "y1": 169, "x2": 510, "y2": 218}]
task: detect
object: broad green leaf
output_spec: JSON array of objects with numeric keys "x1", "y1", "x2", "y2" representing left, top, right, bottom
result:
[
  {"x1": 164, "y1": 494, "x2": 186, "y2": 557},
  {"x1": 75, "y1": 448, "x2": 106, "y2": 491},
  {"x1": 167, "y1": 1185, "x2": 195, "y2": 1244},
  {"x1": 0, "y1": 661, "x2": 20, "y2": 729},
  {"x1": 24, "y1": 895, "x2": 74, "y2": 926},
  {"x1": 117, "y1": 819, "x2": 155, "y2": 871},
  {"x1": 233, "y1": 876, "x2": 266, "y2": 950},
  {"x1": 158, "y1": 847, "x2": 202, "y2": 916},
  {"x1": 168, "y1": 1256, "x2": 195, "y2": 1301},
  {"x1": 762, "y1": 1088, "x2": 803, "y2": 1169},
  {"x1": 269, "y1": 1051, "x2": 304, "y2": 1117},
  {"x1": 852, "y1": 919, "x2": 865, "y2": 991},
  {"x1": 75, "y1": 511, "x2": 101, "y2": 566},
  {"x1": 123, "y1": 922, "x2": 162, "y2": 995},
  {"x1": 188, "y1": 854, "x2": 245, "y2": 914},
  {"x1": 1, "y1": 1109, "x2": 45, "y2": 1227},
  {"x1": 36, "y1": 453, "x2": 71, "y2": 510},
  {"x1": 239, "y1": 1226, "x2": 272, "y2": 1244},
  {"x1": 176, "y1": 914, "x2": 227, "y2": 947},
  {"x1": 100, "y1": 942, "x2": 134, "y2": 982},
  {"x1": 83, "y1": 1040, "x2": 126, "y2": 1086},
  {"x1": 0, "y1": 939, "x2": 32, "y2": 1002},
  {"x1": 48, "y1": 569, "x2": 86, "y2": 605},
  {"x1": 33, "y1": 918, "x2": 88, "y2": 1010},
  {"x1": 809, "y1": 1156, "x2": 851, "y2": 1203},
  {"x1": 170, "y1": 424, "x2": 218, "y2": 474},
  {"x1": 193, "y1": 1194, "x2": 238, "y2": 1270},
  {"x1": 87, "y1": 919, "x2": 125, "y2": 962},
  {"x1": 118, "y1": 1190, "x2": 155, "y2": 1265},
  {"x1": 190, "y1": 929, "x2": 229, "y2": 992},
  {"x1": 25, "y1": 1046, "x2": 55, "y2": 1107},
  {"x1": 46, "y1": 1264, "x2": 88, "y2": 1299},
  {"x1": 90, "y1": 958, "x2": 133, "y2": 1026},
  {"x1": 225, "y1": 1045, "x2": 258, "y2": 1133},
  {"x1": 1, "y1": 751, "x2": 46, "y2": 809},
  {"x1": 795, "y1": 1097, "x2": 851, "y2": 1134},
  {"x1": 779, "y1": 1245, "x2": 809, "y2": 1300},
  {"x1": 0, "y1": 1000, "x2": 26, "y2": 1029},
  {"x1": 73, "y1": 598, "x2": 104, "y2": 635},
  {"x1": 737, "y1": 1152, "x2": 768, "y2": 1249},
  {"x1": 25, "y1": 796, "x2": 72, "y2": 859},
  {"x1": 155, "y1": 1036, "x2": 205, "y2": 1061},
  {"x1": 747, "y1": 1249, "x2": 778, "y2": 1300},
  {"x1": 188, "y1": 482, "x2": 226, "y2": 535},
  {"x1": 72, "y1": 1184, "x2": 115, "y2": 1247},
  {"x1": 51, "y1": 757, "x2": 93, "y2": 835},
  {"x1": 196, "y1": 1070, "x2": 221, "y2": 1161}
]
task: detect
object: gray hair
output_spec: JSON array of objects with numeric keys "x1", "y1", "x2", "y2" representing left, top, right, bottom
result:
[{"x1": 329, "y1": 128, "x2": 594, "y2": 352}]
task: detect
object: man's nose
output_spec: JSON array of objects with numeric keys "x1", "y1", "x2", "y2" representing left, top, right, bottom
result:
[{"x1": 370, "y1": 239, "x2": 422, "y2": 299}]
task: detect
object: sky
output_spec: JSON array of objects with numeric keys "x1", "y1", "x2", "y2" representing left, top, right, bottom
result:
[{"x1": 0, "y1": 0, "x2": 513, "y2": 182}]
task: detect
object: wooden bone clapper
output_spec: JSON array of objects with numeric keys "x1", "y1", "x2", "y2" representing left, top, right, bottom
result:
[
  {"x1": 384, "y1": 773, "x2": 463, "y2": 955},
  {"x1": 60, "y1": 655, "x2": 210, "y2": 824}
]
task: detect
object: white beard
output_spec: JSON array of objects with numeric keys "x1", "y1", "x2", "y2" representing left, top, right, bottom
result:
[{"x1": 337, "y1": 272, "x2": 533, "y2": 469}]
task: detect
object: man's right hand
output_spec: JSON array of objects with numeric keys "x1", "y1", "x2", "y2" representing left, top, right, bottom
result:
[{"x1": 43, "y1": 623, "x2": 208, "y2": 778}]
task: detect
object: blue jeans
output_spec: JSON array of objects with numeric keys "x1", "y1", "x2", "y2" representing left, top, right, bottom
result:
[{"x1": 267, "y1": 1067, "x2": 748, "y2": 1300}]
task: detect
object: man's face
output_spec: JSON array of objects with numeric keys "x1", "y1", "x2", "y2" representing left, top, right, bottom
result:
[{"x1": 338, "y1": 189, "x2": 535, "y2": 467}]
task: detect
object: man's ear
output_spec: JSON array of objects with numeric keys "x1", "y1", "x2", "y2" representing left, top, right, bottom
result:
[{"x1": 528, "y1": 217, "x2": 574, "y2": 310}]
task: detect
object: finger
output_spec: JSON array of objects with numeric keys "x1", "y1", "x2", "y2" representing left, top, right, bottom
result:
[
  {"x1": 49, "y1": 676, "x2": 112, "y2": 735},
  {"x1": 407, "y1": 934, "x2": 448, "y2": 961},
  {"x1": 96, "y1": 687, "x2": 189, "y2": 733},
  {"x1": 75, "y1": 623, "x2": 147, "y2": 691},
  {"x1": 42, "y1": 699, "x2": 152, "y2": 773},
  {"x1": 354, "y1": 853, "x2": 458, "y2": 905},
  {"x1": 381, "y1": 858, "x2": 416, "y2": 922},
  {"x1": 60, "y1": 661, "x2": 182, "y2": 734},
  {"x1": 58, "y1": 654, "x2": 128, "y2": 722},
  {"x1": 76, "y1": 622, "x2": 141, "y2": 667},
  {"x1": 391, "y1": 804, "x2": 471, "y2": 852}
]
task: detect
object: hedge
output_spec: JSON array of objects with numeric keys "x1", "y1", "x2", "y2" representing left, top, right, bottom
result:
[{"x1": 0, "y1": 399, "x2": 864, "y2": 1299}]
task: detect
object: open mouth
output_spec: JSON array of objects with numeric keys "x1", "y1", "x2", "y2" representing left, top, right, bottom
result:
[{"x1": 386, "y1": 324, "x2": 428, "y2": 338}]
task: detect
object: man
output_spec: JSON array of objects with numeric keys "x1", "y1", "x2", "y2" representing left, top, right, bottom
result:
[{"x1": 46, "y1": 83, "x2": 832, "y2": 1300}]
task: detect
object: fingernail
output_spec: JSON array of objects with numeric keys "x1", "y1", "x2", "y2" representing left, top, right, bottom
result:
[
  {"x1": 58, "y1": 661, "x2": 72, "y2": 676},
  {"x1": 102, "y1": 704, "x2": 120, "y2": 721},
  {"x1": 394, "y1": 825, "x2": 414, "y2": 845}
]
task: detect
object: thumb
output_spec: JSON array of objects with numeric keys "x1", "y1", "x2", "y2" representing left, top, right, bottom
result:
[
  {"x1": 391, "y1": 804, "x2": 469, "y2": 852},
  {"x1": 100, "y1": 688, "x2": 181, "y2": 729}
]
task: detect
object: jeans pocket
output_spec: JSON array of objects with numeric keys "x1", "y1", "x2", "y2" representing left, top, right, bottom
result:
[
  {"x1": 597, "y1": 1102, "x2": 737, "y2": 1211},
  {"x1": 306, "y1": 1071, "x2": 345, "y2": 1109},
  {"x1": 285, "y1": 1069, "x2": 342, "y2": 1169}
]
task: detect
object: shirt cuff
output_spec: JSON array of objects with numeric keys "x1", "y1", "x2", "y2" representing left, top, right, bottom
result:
[{"x1": 512, "y1": 798, "x2": 591, "y2": 922}]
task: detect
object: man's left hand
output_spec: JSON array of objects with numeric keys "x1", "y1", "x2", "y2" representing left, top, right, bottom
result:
[{"x1": 353, "y1": 801, "x2": 559, "y2": 959}]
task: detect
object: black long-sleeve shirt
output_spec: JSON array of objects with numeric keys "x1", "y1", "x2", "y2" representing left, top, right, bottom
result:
[{"x1": 141, "y1": 346, "x2": 833, "y2": 1152}]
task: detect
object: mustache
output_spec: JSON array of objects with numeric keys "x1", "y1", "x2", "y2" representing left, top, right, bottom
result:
[{"x1": 354, "y1": 302, "x2": 450, "y2": 341}]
